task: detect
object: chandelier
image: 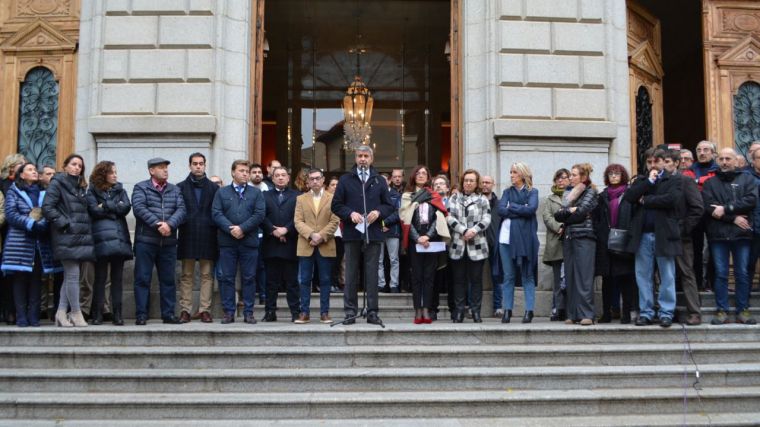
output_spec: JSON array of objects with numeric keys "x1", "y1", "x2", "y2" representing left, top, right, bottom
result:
[{"x1": 343, "y1": 75, "x2": 374, "y2": 149}]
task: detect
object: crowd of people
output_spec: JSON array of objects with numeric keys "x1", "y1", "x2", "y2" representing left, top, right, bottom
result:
[{"x1": 0, "y1": 139, "x2": 757, "y2": 328}]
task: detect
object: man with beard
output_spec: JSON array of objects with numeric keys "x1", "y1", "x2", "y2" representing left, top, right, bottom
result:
[{"x1": 177, "y1": 153, "x2": 219, "y2": 323}]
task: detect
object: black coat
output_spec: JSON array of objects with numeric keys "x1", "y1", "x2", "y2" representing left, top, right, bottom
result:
[
  {"x1": 262, "y1": 187, "x2": 299, "y2": 260},
  {"x1": 42, "y1": 173, "x2": 95, "y2": 262},
  {"x1": 554, "y1": 184, "x2": 598, "y2": 240},
  {"x1": 623, "y1": 172, "x2": 683, "y2": 257},
  {"x1": 177, "y1": 174, "x2": 219, "y2": 260},
  {"x1": 330, "y1": 165, "x2": 395, "y2": 242},
  {"x1": 675, "y1": 173, "x2": 704, "y2": 238},
  {"x1": 702, "y1": 170, "x2": 757, "y2": 242},
  {"x1": 86, "y1": 183, "x2": 133, "y2": 260},
  {"x1": 593, "y1": 187, "x2": 634, "y2": 277}
]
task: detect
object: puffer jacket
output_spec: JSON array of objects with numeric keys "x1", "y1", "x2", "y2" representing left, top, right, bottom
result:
[
  {"x1": 1, "y1": 183, "x2": 60, "y2": 273},
  {"x1": 131, "y1": 179, "x2": 186, "y2": 246},
  {"x1": 86, "y1": 183, "x2": 133, "y2": 260},
  {"x1": 554, "y1": 184, "x2": 598, "y2": 240},
  {"x1": 42, "y1": 173, "x2": 95, "y2": 262},
  {"x1": 703, "y1": 169, "x2": 757, "y2": 242}
]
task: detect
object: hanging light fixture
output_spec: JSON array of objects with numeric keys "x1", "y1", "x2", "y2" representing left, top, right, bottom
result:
[{"x1": 343, "y1": 32, "x2": 373, "y2": 149}]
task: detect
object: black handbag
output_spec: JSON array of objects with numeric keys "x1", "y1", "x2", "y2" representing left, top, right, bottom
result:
[{"x1": 607, "y1": 228, "x2": 630, "y2": 254}]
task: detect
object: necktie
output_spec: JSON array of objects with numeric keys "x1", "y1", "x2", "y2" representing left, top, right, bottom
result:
[
  {"x1": 278, "y1": 190, "x2": 284, "y2": 203},
  {"x1": 235, "y1": 185, "x2": 244, "y2": 199}
]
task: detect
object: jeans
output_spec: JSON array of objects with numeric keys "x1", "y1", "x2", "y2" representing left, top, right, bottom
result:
[
  {"x1": 217, "y1": 245, "x2": 258, "y2": 316},
  {"x1": 635, "y1": 233, "x2": 676, "y2": 320},
  {"x1": 133, "y1": 242, "x2": 178, "y2": 319},
  {"x1": 711, "y1": 239, "x2": 751, "y2": 313},
  {"x1": 378, "y1": 237, "x2": 400, "y2": 289},
  {"x1": 13, "y1": 251, "x2": 42, "y2": 326},
  {"x1": 59, "y1": 260, "x2": 81, "y2": 312},
  {"x1": 499, "y1": 243, "x2": 536, "y2": 311},
  {"x1": 298, "y1": 251, "x2": 333, "y2": 315}
]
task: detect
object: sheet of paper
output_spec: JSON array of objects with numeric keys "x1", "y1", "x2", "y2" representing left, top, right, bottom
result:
[
  {"x1": 415, "y1": 242, "x2": 446, "y2": 253},
  {"x1": 355, "y1": 222, "x2": 367, "y2": 234}
]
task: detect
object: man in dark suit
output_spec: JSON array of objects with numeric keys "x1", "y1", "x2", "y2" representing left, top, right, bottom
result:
[
  {"x1": 331, "y1": 145, "x2": 395, "y2": 325},
  {"x1": 211, "y1": 160, "x2": 265, "y2": 324},
  {"x1": 262, "y1": 166, "x2": 299, "y2": 321},
  {"x1": 176, "y1": 152, "x2": 218, "y2": 323}
]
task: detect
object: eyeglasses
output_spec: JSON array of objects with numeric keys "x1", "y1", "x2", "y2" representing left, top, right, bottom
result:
[
  {"x1": 607, "y1": 171, "x2": 622, "y2": 177},
  {"x1": 308, "y1": 176, "x2": 324, "y2": 181}
]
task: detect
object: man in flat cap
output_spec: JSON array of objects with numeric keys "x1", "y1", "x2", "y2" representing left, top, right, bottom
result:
[{"x1": 131, "y1": 157, "x2": 187, "y2": 325}]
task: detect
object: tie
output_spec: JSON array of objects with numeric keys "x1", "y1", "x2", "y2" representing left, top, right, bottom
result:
[
  {"x1": 235, "y1": 185, "x2": 244, "y2": 199},
  {"x1": 278, "y1": 190, "x2": 284, "y2": 203}
]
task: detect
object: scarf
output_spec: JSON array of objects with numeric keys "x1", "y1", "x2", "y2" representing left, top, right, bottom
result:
[
  {"x1": 563, "y1": 182, "x2": 586, "y2": 206},
  {"x1": 21, "y1": 183, "x2": 41, "y2": 207},
  {"x1": 551, "y1": 185, "x2": 564, "y2": 197},
  {"x1": 189, "y1": 173, "x2": 207, "y2": 188},
  {"x1": 606, "y1": 184, "x2": 627, "y2": 228}
]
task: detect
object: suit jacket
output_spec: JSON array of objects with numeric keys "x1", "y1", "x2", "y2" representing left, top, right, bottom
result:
[
  {"x1": 262, "y1": 187, "x2": 299, "y2": 259},
  {"x1": 330, "y1": 165, "x2": 395, "y2": 242},
  {"x1": 212, "y1": 183, "x2": 265, "y2": 248},
  {"x1": 294, "y1": 190, "x2": 340, "y2": 257}
]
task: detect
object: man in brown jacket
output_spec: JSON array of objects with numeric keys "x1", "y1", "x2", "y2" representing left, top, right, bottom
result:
[{"x1": 293, "y1": 168, "x2": 340, "y2": 323}]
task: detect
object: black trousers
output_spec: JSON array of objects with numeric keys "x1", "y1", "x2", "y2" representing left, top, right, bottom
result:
[
  {"x1": 13, "y1": 251, "x2": 42, "y2": 325},
  {"x1": 451, "y1": 256, "x2": 484, "y2": 314},
  {"x1": 410, "y1": 248, "x2": 438, "y2": 310},
  {"x1": 343, "y1": 240, "x2": 381, "y2": 316},
  {"x1": 265, "y1": 257, "x2": 299, "y2": 315},
  {"x1": 94, "y1": 257, "x2": 125, "y2": 314}
]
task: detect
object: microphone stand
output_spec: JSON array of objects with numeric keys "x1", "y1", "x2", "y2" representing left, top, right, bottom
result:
[{"x1": 332, "y1": 165, "x2": 385, "y2": 328}]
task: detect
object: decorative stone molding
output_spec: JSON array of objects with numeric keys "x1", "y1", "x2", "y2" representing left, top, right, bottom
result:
[{"x1": 15, "y1": 0, "x2": 72, "y2": 18}]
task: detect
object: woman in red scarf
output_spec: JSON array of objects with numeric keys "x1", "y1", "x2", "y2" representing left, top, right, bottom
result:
[{"x1": 399, "y1": 165, "x2": 449, "y2": 324}]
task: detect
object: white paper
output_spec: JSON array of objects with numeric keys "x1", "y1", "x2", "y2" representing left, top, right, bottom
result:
[
  {"x1": 415, "y1": 242, "x2": 446, "y2": 253},
  {"x1": 499, "y1": 218, "x2": 511, "y2": 244},
  {"x1": 355, "y1": 222, "x2": 367, "y2": 234}
]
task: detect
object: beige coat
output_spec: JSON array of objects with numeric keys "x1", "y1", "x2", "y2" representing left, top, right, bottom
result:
[{"x1": 294, "y1": 190, "x2": 340, "y2": 257}]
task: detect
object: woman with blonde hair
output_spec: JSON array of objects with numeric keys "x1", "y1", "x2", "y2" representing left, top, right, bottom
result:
[
  {"x1": 554, "y1": 163, "x2": 598, "y2": 325},
  {"x1": 497, "y1": 162, "x2": 540, "y2": 323}
]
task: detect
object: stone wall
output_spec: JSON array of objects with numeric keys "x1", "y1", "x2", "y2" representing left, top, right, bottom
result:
[
  {"x1": 462, "y1": 0, "x2": 631, "y2": 289},
  {"x1": 75, "y1": 0, "x2": 252, "y2": 187}
]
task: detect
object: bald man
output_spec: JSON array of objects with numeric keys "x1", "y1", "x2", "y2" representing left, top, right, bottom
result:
[{"x1": 702, "y1": 148, "x2": 757, "y2": 325}]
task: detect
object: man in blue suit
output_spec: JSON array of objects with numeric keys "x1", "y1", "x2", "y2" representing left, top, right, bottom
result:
[
  {"x1": 262, "y1": 166, "x2": 300, "y2": 322},
  {"x1": 331, "y1": 145, "x2": 395, "y2": 325},
  {"x1": 211, "y1": 160, "x2": 265, "y2": 324}
]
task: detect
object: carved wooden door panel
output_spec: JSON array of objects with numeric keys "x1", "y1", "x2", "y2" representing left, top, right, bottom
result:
[
  {"x1": 627, "y1": 2, "x2": 665, "y2": 176},
  {"x1": 703, "y1": 0, "x2": 760, "y2": 156}
]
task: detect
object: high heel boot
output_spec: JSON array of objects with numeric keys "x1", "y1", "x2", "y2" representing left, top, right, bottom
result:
[
  {"x1": 55, "y1": 309, "x2": 73, "y2": 327},
  {"x1": 112, "y1": 305, "x2": 124, "y2": 326},
  {"x1": 501, "y1": 310, "x2": 512, "y2": 324},
  {"x1": 522, "y1": 310, "x2": 534, "y2": 323},
  {"x1": 69, "y1": 311, "x2": 88, "y2": 327}
]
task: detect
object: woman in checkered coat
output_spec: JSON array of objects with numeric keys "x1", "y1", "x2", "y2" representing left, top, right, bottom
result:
[{"x1": 447, "y1": 169, "x2": 491, "y2": 323}]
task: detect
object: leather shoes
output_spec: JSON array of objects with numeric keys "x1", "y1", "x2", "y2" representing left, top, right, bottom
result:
[
  {"x1": 163, "y1": 316, "x2": 181, "y2": 324},
  {"x1": 221, "y1": 313, "x2": 235, "y2": 324},
  {"x1": 135, "y1": 316, "x2": 147, "y2": 326},
  {"x1": 343, "y1": 317, "x2": 356, "y2": 325},
  {"x1": 262, "y1": 312, "x2": 277, "y2": 322},
  {"x1": 291, "y1": 313, "x2": 299, "y2": 322},
  {"x1": 320, "y1": 313, "x2": 332, "y2": 323},
  {"x1": 685, "y1": 313, "x2": 701, "y2": 326},
  {"x1": 390, "y1": 287, "x2": 400, "y2": 294},
  {"x1": 294, "y1": 313, "x2": 310, "y2": 324},
  {"x1": 472, "y1": 311, "x2": 482, "y2": 323},
  {"x1": 502, "y1": 310, "x2": 512, "y2": 324},
  {"x1": 635, "y1": 317, "x2": 652, "y2": 326},
  {"x1": 200, "y1": 311, "x2": 213, "y2": 323},
  {"x1": 659, "y1": 317, "x2": 673, "y2": 328},
  {"x1": 522, "y1": 311, "x2": 534, "y2": 324},
  {"x1": 367, "y1": 312, "x2": 383, "y2": 325},
  {"x1": 179, "y1": 311, "x2": 191, "y2": 323},
  {"x1": 453, "y1": 311, "x2": 464, "y2": 323},
  {"x1": 244, "y1": 314, "x2": 257, "y2": 324}
]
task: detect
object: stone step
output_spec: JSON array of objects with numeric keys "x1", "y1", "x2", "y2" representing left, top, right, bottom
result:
[
  {"x1": 677, "y1": 306, "x2": 760, "y2": 322},
  {"x1": 5, "y1": 413, "x2": 759, "y2": 427},
  {"x1": 1, "y1": 364, "x2": 757, "y2": 393},
  {"x1": 4, "y1": 342, "x2": 758, "y2": 369},
  {"x1": 2, "y1": 387, "x2": 759, "y2": 419},
  {"x1": 1, "y1": 322, "x2": 758, "y2": 347}
]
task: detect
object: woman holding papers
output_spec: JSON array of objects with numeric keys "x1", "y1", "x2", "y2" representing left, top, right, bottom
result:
[
  {"x1": 497, "y1": 162, "x2": 540, "y2": 324},
  {"x1": 400, "y1": 165, "x2": 449, "y2": 324}
]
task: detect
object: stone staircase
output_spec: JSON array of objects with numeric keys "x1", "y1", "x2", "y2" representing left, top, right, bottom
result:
[{"x1": 1, "y1": 292, "x2": 760, "y2": 425}]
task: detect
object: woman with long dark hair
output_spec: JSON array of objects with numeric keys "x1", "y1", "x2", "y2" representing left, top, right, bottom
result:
[
  {"x1": 554, "y1": 163, "x2": 598, "y2": 326},
  {"x1": 43, "y1": 154, "x2": 95, "y2": 327},
  {"x1": 1, "y1": 163, "x2": 60, "y2": 326},
  {"x1": 400, "y1": 165, "x2": 449, "y2": 324},
  {"x1": 86, "y1": 161, "x2": 133, "y2": 325}
]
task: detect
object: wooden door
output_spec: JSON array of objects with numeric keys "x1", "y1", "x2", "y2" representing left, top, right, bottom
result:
[{"x1": 627, "y1": 2, "x2": 665, "y2": 176}]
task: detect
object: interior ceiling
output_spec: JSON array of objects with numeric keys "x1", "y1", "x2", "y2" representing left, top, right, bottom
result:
[{"x1": 264, "y1": 0, "x2": 450, "y2": 103}]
